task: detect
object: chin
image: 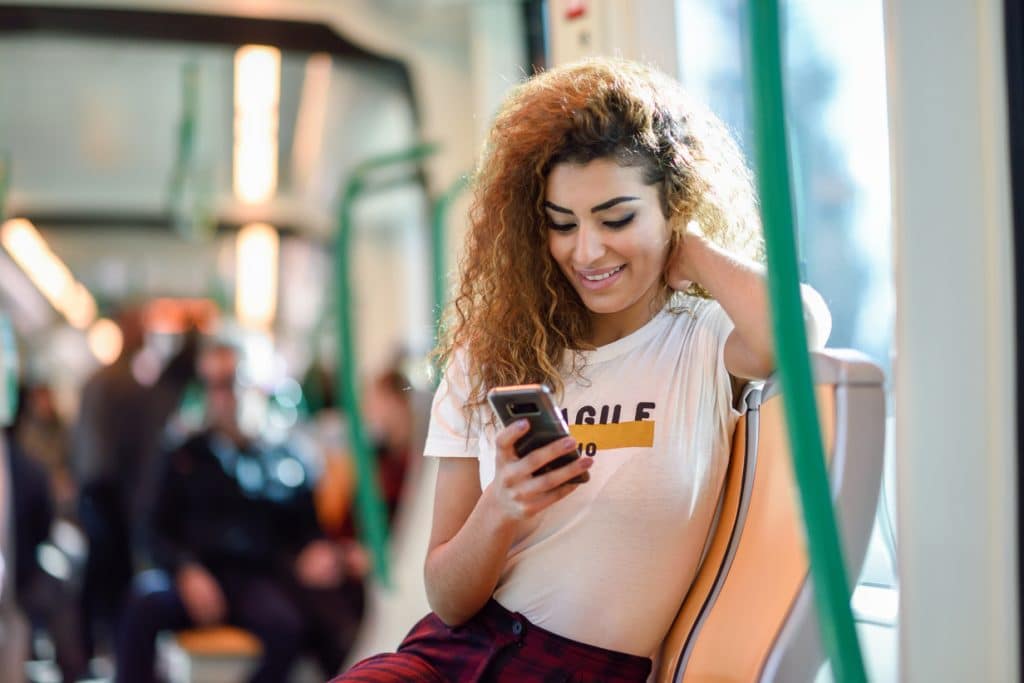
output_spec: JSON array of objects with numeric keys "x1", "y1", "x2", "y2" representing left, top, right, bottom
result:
[{"x1": 576, "y1": 294, "x2": 628, "y2": 315}]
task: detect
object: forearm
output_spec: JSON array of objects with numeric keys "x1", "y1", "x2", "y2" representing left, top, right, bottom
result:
[
  {"x1": 424, "y1": 485, "x2": 518, "y2": 626},
  {"x1": 689, "y1": 237, "x2": 772, "y2": 359}
]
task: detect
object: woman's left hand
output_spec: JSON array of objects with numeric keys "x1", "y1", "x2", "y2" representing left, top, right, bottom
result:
[{"x1": 664, "y1": 221, "x2": 705, "y2": 291}]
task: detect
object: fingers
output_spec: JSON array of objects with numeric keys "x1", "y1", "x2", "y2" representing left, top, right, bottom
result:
[
  {"x1": 491, "y1": 422, "x2": 595, "y2": 523},
  {"x1": 518, "y1": 479, "x2": 585, "y2": 517},
  {"x1": 518, "y1": 453, "x2": 592, "y2": 496},
  {"x1": 519, "y1": 436, "x2": 578, "y2": 476},
  {"x1": 494, "y1": 419, "x2": 530, "y2": 464}
]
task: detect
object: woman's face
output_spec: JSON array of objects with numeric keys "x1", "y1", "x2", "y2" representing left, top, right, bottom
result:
[{"x1": 545, "y1": 158, "x2": 671, "y2": 339}]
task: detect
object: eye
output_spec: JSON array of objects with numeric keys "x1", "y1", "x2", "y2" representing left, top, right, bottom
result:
[
  {"x1": 547, "y1": 220, "x2": 577, "y2": 233},
  {"x1": 604, "y1": 214, "x2": 635, "y2": 229}
]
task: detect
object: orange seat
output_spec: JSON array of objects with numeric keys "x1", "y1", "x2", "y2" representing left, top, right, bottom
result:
[
  {"x1": 174, "y1": 625, "x2": 262, "y2": 657},
  {"x1": 657, "y1": 349, "x2": 885, "y2": 682}
]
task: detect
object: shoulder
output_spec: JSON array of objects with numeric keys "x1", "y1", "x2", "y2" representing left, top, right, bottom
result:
[
  {"x1": 434, "y1": 347, "x2": 478, "y2": 402},
  {"x1": 661, "y1": 295, "x2": 724, "y2": 335},
  {"x1": 657, "y1": 296, "x2": 733, "y2": 370}
]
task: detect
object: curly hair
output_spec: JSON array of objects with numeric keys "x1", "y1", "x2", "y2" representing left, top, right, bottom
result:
[{"x1": 436, "y1": 58, "x2": 763, "y2": 415}]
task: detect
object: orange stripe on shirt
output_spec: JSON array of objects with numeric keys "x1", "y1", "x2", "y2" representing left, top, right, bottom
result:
[{"x1": 568, "y1": 420, "x2": 655, "y2": 451}]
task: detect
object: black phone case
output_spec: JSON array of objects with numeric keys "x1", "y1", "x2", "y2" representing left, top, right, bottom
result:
[{"x1": 486, "y1": 384, "x2": 585, "y2": 480}]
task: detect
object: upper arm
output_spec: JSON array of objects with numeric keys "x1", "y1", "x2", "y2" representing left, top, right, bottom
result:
[
  {"x1": 722, "y1": 284, "x2": 832, "y2": 381},
  {"x1": 724, "y1": 331, "x2": 775, "y2": 381},
  {"x1": 427, "y1": 457, "x2": 482, "y2": 555}
]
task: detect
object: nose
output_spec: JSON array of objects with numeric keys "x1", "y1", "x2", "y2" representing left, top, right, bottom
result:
[{"x1": 573, "y1": 221, "x2": 606, "y2": 266}]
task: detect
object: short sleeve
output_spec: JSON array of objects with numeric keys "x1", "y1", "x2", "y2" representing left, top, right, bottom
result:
[
  {"x1": 692, "y1": 298, "x2": 743, "y2": 424},
  {"x1": 423, "y1": 351, "x2": 481, "y2": 459}
]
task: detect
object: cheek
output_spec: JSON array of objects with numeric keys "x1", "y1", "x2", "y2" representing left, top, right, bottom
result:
[
  {"x1": 548, "y1": 234, "x2": 570, "y2": 265},
  {"x1": 624, "y1": 226, "x2": 672, "y2": 278}
]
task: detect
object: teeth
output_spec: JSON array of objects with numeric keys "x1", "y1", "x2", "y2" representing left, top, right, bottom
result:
[{"x1": 583, "y1": 265, "x2": 624, "y2": 282}]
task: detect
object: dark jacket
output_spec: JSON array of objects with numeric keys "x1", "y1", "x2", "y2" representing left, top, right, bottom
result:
[{"x1": 144, "y1": 430, "x2": 322, "y2": 578}]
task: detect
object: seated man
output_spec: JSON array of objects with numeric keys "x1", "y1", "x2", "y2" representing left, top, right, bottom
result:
[{"x1": 115, "y1": 342, "x2": 364, "y2": 683}]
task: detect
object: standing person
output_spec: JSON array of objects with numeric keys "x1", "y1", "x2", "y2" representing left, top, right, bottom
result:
[
  {"x1": 6, "y1": 432, "x2": 87, "y2": 682},
  {"x1": 115, "y1": 343, "x2": 364, "y2": 683},
  {"x1": 362, "y1": 367, "x2": 415, "y2": 523},
  {"x1": 335, "y1": 58, "x2": 830, "y2": 682},
  {"x1": 71, "y1": 307, "x2": 197, "y2": 660},
  {"x1": 14, "y1": 384, "x2": 75, "y2": 516}
]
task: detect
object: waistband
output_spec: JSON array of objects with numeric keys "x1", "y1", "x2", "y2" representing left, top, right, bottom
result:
[{"x1": 475, "y1": 599, "x2": 652, "y2": 675}]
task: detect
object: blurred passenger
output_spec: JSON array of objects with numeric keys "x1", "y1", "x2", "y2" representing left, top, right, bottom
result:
[
  {"x1": 0, "y1": 436, "x2": 26, "y2": 683},
  {"x1": 361, "y1": 368, "x2": 415, "y2": 523},
  {"x1": 316, "y1": 366, "x2": 413, "y2": 570},
  {"x1": 115, "y1": 343, "x2": 364, "y2": 683},
  {"x1": 5, "y1": 427, "x2": 87, "y2": 681},
  {"x1": 13, "y1": 383, "x2": 74, "y2": 516},
  {"x1": 71, "y1": 306, "x2": 198, "y2": 659}
]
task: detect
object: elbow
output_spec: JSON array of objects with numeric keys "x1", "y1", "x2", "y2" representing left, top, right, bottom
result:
[
  {"x1": 430, "y1": 602, "x2": 473, "y2": 628},
  {"x1": 423, "y1": 556, "x2": 482, "y2": 627},
  {"x1": 800, "y1": 284, "x2": 832, "y2": 350},
  {"x1": 751, "y1": 353, "x2": 777, "y2": 380},
  {"x1": 423, "y1": 556, "x2": 462, "y2": 627},
  {"x1": 424, "y1": 584, "x2": 475, "y2": 627}
]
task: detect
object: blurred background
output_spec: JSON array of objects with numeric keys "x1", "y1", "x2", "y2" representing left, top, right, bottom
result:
[{"x1": 0, "y1": 0, "x2": 1018, "y2": 682}]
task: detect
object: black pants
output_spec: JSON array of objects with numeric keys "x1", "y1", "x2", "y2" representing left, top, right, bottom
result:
[
  {"x1": 19, "y1": 570, "x2": 88, "y2": 682},
  {"x1": 115, "y1": 568, "x2": 365, "y2": 683},
  {"x1": 78, "y1": 481, "x2": 133, "y2": 660}
]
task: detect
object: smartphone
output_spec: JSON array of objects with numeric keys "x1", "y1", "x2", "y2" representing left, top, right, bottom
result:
[{"x1": 486, "y1": 384, "x2": 589, "y2": 483}]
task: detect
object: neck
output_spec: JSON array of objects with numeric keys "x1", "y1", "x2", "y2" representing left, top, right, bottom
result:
[{"x1": 585, "y1": 284, "x2": 668, "y2": 346}]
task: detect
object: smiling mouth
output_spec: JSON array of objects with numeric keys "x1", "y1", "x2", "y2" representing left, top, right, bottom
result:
[{"x1": 579, "y1": 265, "x2": 626, "y2": 282}]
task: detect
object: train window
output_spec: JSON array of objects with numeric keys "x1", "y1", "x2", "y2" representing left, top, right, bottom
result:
[{"x1": 677, "y1": 0, "x2": 897, "y2": 677}]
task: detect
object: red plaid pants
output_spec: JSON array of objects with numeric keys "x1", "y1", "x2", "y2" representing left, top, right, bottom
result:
[{"x1": 333, "y1": 599, "x2": 651, "y2": 682}]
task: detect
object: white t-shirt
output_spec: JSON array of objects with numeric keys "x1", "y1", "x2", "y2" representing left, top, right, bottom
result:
[{"x1": 423, "y1": 296, "x2": 742, "y2": 657}]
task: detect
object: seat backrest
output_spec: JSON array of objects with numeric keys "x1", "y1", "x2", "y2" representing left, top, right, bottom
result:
[{"x1": 657, "y1": 349, "x2": 886, "y2": 683}]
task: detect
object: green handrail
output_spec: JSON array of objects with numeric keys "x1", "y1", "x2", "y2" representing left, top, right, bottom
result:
[
  {"x1": 0, "y1": 152, "x2": 9, "y2": 220},
  {"x1": 169, "y1": 62, "x2": 198, "y2": 235},
  {"x1": 335, "y1": 142, "x2": 438, "y2": 584},
  {"x1": 430, "y1": 173, "x2": 470, "y2": 346},
  {"x1": 746, "y1": 2, "x2": 867, "y2": 681}
]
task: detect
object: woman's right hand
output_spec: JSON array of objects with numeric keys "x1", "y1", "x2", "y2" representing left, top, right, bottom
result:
[
  {"x1": 485, "y1": 419, "x2": 593, "y2": 526},
  {"x1": 423, "y1": 420, "x2": 593, "y2": 626}
]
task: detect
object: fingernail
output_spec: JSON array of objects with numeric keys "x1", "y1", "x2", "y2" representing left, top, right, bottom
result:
[
  {"x1": 582, "y1": 457, "x2": 593, "y2": 467},
  {"x1": 516, "y1": 419, "x2": 529, "y2": 430},
  {"x1": 561, "y1": 437, "x2": 576, "y2": 448}
]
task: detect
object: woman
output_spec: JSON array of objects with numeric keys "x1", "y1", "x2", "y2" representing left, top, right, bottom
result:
[{"x1": 337, "y1": 57, "x2": 829, "y2": 682}]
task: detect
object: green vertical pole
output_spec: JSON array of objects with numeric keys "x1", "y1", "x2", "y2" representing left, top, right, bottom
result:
[
  {"x1": 0, "y1": 153, "x2": 9, "y2": 220},
  {"x1": 335, "y1": 175, "x2": 390, "y2": 585},
  {"x1": 334, "y1": 143, "x2": 437, "y2": 585},
  {"x1": 746, "y1": 2, "x2": 868, "y2": 681}
]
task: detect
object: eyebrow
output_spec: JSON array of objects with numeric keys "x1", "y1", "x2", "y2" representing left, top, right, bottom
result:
[{"x1": 543, "y1": 196, "x2": 640, "y2": 215}]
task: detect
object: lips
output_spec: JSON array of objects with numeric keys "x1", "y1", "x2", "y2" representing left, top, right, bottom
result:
[{"x1": 575, "y1": 264, "x2": 626, "y2": 291}]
